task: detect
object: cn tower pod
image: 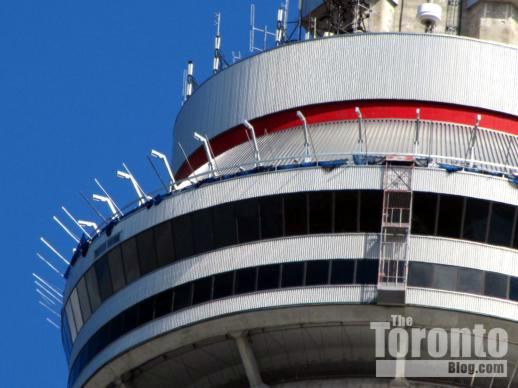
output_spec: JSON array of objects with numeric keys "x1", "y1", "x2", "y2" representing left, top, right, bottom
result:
[{"x1": 60, "y1": 28, "x2": 518, "y2": 388}]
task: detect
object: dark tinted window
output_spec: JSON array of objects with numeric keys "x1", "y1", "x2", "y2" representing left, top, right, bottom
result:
[
  {"x1": 437, "y1": 195, "x2": 464, "y2": 238},
  {"x1": 137, "y1": 229, "x2": 158, "y2": 276},
  {"x1": 173, "y1": 214, "x2": 193, "y2": 259},
  {"x1": 236, "y1": 199, "x2": 260, "y2": 243},
  {"x1": 306, "y1": 260, "x2": 330, "y2": 285},
  {"x1": 235, "y1": 268, "x2": 257, "y2": 294},
  {"x1": 260, "y1": 196, "x2": 283, "y2": 239},
  {"x1": 257, "y1": 264, "x2": 280, "y2": 291},
  {"x1": 85, "y1": 267, "x2": 101, "y2": 312},
  {"x1": 122, "y1": 305, "x2": 139, "y2": 333},
  {"x1": 192, "y1": 277, "x2": 213, "y2": 305},
  {"x1": 107, "y1": 246, "x2": 126, "y2": 293},
  {"x1": 191, "y1": 210, "x2": 214, "y2": 254},
  {"x1": 356, "y1": 260, "x2": 379, "y2": 284},
  {"x1": 95, "y1": 258, "x2": 113, "y2": 302},
  {"x1": 155, "y1": 221, "x2": 175, "y2": 267},
  {"x1": 281, "y1": 262, "x2": 305, "y2": 287},
  {"x1": 484, "y1": 272, "x2": 508, "y2": 299},
  {"x1": 285, "y1": 193, "x2": 308, "y2": 236},
  {"x1": 359, "y1": 191, "x2": 383, "y2": 232},
  {"x1": 76, "y1": 278, "x2": 91, "y2": 322},
  {"x1": 330, "y1": 260, "x2": 355, "y2": 284},
  {"x1": 121, "y1": 238, "x2": 140, "y2": 284},
  {"x1": 154, "y1": 290, "x2": 173, "y2": 318},
  {"x1": 457, "y1": 267, "x2": 483, "y2": 294},
  {"x1": 335, "y1": 191, "x2": 358, "y2": 233},
  {"x1": 137, "y1": 298, "x2": 154, "y2": 326},
  {"x1": 213, "y1": 272, "x2": 234, "y2": 299},
  {"x1": 213, "y1": 204, "x2": 237, "y2": 248},
  {"x1": 509, "y1": 278, "x2": 518, "y2": 301},
  {"x1": 488, "y1": 203, "x2": 515, "y2": 246},
  {"x1": 412, "y1": 193, "x2": 437, "y2": 235},
  {"x1": 109, "y1": 313, "x2": 124, "y2": 341},
  {"x1": 462, "y1": 198, "x2": 489, "y2": 243},
  {"x1": 408, "y1": 262, "x2": 433, "y2": 287},
  {"x1": 433, "y1": 265, "x2": 458, "y2": 291},
  {"x1": 173, "y1": 283, "x2": 192, "y2": 311},
  {"x1": 309, "y1": 192, "x2": 333, "y2": 234}
]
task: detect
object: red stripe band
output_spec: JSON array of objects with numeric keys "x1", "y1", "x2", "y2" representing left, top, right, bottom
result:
[{"x1": 177, "y1": 100, "x2": 518, "y2": 178}]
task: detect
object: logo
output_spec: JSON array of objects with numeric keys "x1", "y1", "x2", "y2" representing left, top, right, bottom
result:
[{"x1": 370, "y1": 315, "x2": 508, "y2": 377}]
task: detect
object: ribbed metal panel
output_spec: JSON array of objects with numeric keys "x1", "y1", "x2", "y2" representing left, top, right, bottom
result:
[
  {"x1": 407, "y1": 287, "x2": 518, "y2": 322},
  {"x1": 65, "y1": 165, "x2": 518, "y2": 299},
  {"x1": 212, "y1": 119, "x2": 518, "y2": 174},
  {"x1": 73, "y1": 285, "x2": 377, "y2": 388},
  {"x1": 410, "y1": 235, "x2": 518, "y2": 277},
  {"x1": 70, "y1": 234, "x2": 378, "y2": 364},
  {"x1": 70, "y1": 232, "x2": 518, "y2": 366},
  {"x1": 173, "y1": 33, "x2": 518, "y2": 168}
]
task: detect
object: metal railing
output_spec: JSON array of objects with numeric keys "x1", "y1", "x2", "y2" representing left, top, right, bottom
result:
[{"x1": 70, "y1": 148, "x2": 518, "y2": 269}]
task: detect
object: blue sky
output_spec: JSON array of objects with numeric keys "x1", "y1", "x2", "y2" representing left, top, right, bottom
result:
[{"x1": 0, "y1": 1, "x2": 291, "y2": 386}]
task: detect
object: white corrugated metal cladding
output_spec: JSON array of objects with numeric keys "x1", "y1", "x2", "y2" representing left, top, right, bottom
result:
[{"x1": 172, "y1": 33, "x2": 518, "y2": 169}]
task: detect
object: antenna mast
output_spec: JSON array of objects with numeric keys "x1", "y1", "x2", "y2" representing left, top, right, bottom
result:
[
  {"x1": 250, "y1": 4, "x2": 276, "y2": 52},
  {"x1": 213, "y1": 12, "x2": 222, "y2": 73}
]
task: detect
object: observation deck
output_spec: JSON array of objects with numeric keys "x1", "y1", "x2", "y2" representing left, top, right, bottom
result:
[{"x1": 60, "y1": 33, "x2": 518, "y2": 388}]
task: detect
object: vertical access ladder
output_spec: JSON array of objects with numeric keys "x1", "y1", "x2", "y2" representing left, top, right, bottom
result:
[{"x1": 377, "y1": 157, "x2": 415, "y2": 305}]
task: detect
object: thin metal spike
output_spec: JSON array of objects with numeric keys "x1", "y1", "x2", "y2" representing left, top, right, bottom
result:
[
  {"x1": 40, "y1": 237, "x2": 70, "y2": 265},
  {"x1": 178, "y1": 142, "x2": 199, "y2": 183},
  {"x1": 34, "y1": 281, "x2": 62, "y2": 303},
  {"x1": 61, "y1": 206, "x2": 92, "y2": 239},
  {"x1": 80, "y1": 191, "x2": 107, "y2": 223},
  {"x1": 36, "y1": 289, "x2": 56, "y2": 305},
  {"x1": 38, "y1": 300, "x2": 60, "y2": 318},
  {"x1": 94, "y1": 178, "x2": 123, "y2": 215},
  {"x1": 52, "y1": 216, "x2": 79, "y2": 243},
  {"x1": 46, "y1": 318, "x2": 60, "y2": 329},
  {"x1": 146, "y1": 155, "x2": 168, "y2": 193},
  {"x1": 32, "y1": 273, "x2": 63, "y2": 297},
  {"x1": 36, "y1": 253, "x2": 64, "y2": 277}
]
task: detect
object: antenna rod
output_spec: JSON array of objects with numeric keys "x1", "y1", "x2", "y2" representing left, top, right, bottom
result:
[
  {"x1": 80, "y1": 191, "x2": 107, "y2": 223},
  {"x1": 276, "y1": 6, "x2": 285, "y2": 46},
  {"x1": 52, "y1": 216, "x2": 79, "y2": 243},
  {"x1": 40, "y1": 237, "x2": 70, "y2": 265},
  {"x1": 34, "y1": 280, "x2": 63, "y2": 302},
  {"x1": 46, "y1": 318, "x2": 60, "y2": 329},
  {"x1": 213, "y1": 12, "x2": 222, "y2": 73},
  {"x1": 38, "y1": 300, "x2": 60, "y2": 318},
  {"x1": 94, "y1": 179, "x2": 123, "y2": 215},
  {"x1": 243, "y1": 121, "x2": 262, "y2": 165},
  {"x1": 298, "y1": 0, "x2": 303, "y2": 41},
  {"x1": 284, "y1": 0, "x2": 290, "y2": 38},
  {"x1": 186, "y1": 61, "x2": 195, "y2": 98},
  {"x1": 36, "y1": 289, "x2": 57, "y2": 305},
  {"x1": 61, "y1": 206, "x2": 92, "y2": 239},
  {"x1": 36, "y1": 253, "x2": 64, "y2": 277},
  {"x1": 32, "y1": 273, "x2": 63, "y2": 297},
  {"x1": 35, "y1": 283, "x2": 62, "y2": 304}
]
